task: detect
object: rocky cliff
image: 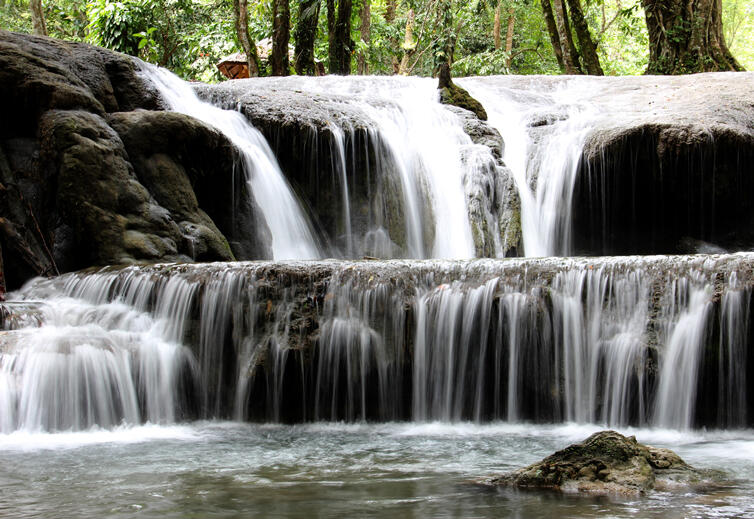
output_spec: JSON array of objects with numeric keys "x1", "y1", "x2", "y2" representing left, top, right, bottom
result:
[{"x1": 0, "y1": 31, "x2": 265, "y2": 290}]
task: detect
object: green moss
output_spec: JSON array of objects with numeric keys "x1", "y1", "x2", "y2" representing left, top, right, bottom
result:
[{"x1": 439, "y1": 84, "x2": 488, "y2": 121}]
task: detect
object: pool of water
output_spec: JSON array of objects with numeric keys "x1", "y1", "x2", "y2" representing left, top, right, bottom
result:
[{"x1": 0, "y1": 422, "x2": 752, "y2": 518}]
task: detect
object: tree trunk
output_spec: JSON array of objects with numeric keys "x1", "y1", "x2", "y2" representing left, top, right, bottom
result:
[
  {"x1": 271, "y1": 0, "x2": 290, "y2": 75},
  {"x1": 552, "y1": 0, "x2": 582, "y2": 73},
  {"x1": 566, "y1": 0, "x2": 603, "y2": 74},
  {"x1": 0, "y1": 240, "x2": 5, "y2": 301},
  {"x1": 234, "y1": 0, "x2": 261, "y2": 76},
  {"x1": 327, "y1": 0, "x2": 336, "y2": 71},
  {"x1": 331, "y1": 0, "x2": 353, "y2": 74},
  {"x1": 505, "y1": 7, "x2": 515, "y2": 66},
  {"x1": 294, "y1": 0, "x2": 321, "y2": 75},
  {"x1": 30, "y1": 0, "x2": 47, "y2": 36},
  {"x1": 493, "y1": 2, "x2": 502, "y2": 50},
  {"x1": 642, "y1": 0, "x2": 742, "y2": 73},
  {"x1": 385, "y1": 0, "x2": 396, "y2": 22},
  {"x1": 541, "y1": 0, "x2": 566, "y2": 72},
  {"x1": 384, "y1": 0, "x2": 400, "y2": 73},
  {"x1": 398, "y1": 8, "x2": 416, "y2": 75},
  {"x1": 357, "y1": 0, "x2": 371, "y2": 74}
]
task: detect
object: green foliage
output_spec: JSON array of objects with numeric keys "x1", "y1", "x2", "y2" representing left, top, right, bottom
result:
[
  {"x1": 2, "y1": 0, "x2": 751, "y2": 79},
  {"x1": 84, "y1": 0, "x2": 235, "y2": 80},
  {"x1": 592, "y1": 0, "x2": 649, "y2": 75},
  {"x1": 724, "y1": 0, "x2": 754, "y2": 69}
]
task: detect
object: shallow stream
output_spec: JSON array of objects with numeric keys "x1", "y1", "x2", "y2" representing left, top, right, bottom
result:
[{"x1": 1, "y1": 422, "x2": 752, "y2": 518}]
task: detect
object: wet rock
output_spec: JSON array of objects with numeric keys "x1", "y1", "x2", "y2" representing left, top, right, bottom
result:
[
  {"x1": 489, "y1": 430, "x2": 721, "y2": 495},
  {"x1": 108, "y1": 110, "x2": 271, "y2": 261},
  {"x1": 0, "y1": 30, "x2": 162, "y2": 140},
  {"x1": 437, "y1": 63, "x2": 487, "y2": 121},
  {"x1": 571, "y1": 73, "x2": 754, "y2": 255},
  {"x1": 0, "y1": 31, "x2": 268, "y2": 288}
]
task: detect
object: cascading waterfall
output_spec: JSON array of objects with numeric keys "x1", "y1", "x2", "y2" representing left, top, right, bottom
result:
[
  {"x1": 142, "y1": 66, "x2": 321, "y2": 260},
  {"x1": 244, "y1": 76, "x2": 509, "y2": 259},
  {"x1": 459, "y1": 77, "x2": 602, "y2": 257},
  {"x1": 652, "y1": 279, "x2": 712, "y2": 429},
  {"x1": 1, "y1": 66, "x2": 751, "y2": 437},
  {"x1": 0, "y1": 293, "x2": 195, "y2": 432},
  {"x1": 2, "y1": 255, "x2": 751, "y2": 432}
]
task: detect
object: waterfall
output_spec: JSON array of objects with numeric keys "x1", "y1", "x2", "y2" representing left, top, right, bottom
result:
[
  {"x1": 204, "y1": 76, "x2": 516, "y2": 259},
  {"x1": 0, "y1": 294, "x2": 195, "y2": 432},
  {"x1": 459, "y1": 77, "x2": 602, "y2": 257},
  {"x1": 142, "y1": 66, "x2": 321, "y2": 260},
  {"x1": 2, "y1": 255, "x2": 751, "y2": 431}
]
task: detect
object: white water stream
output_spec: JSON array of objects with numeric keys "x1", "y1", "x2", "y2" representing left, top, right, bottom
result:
[
  {"x1": 459, "y1": 77, "x2": 604, "y2": 257},
  {"x1": 142, "y1": 66, "x2": 321, "y2": 260},
  {"x1": 278, "y1": 77, "x2": 479, "y2": 258}
]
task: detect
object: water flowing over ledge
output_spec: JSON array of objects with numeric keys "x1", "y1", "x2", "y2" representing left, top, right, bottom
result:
[{"x1": 1, "y1": 253, "x2": 752, "y2": 432}]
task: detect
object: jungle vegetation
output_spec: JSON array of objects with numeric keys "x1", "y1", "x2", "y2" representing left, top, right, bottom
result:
[{"x1": 1, "y1": 0, "x2": 751, "y2": 81}]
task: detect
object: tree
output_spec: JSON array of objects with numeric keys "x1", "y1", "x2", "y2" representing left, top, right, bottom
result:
[
  {"x1": 330, "y1": 0, "x2": 353, "y2": 74},
  {"x1": 327, "y1": 0, "x2": 336, "y2": 68},
  {"x1": 271, "y1": 0, "x2": 290, "y2": 75},
  {"x1": 357, "y1": 0, "x2": 371, "y2": 74},
  {"x1": 30, "y1": 0, "x2": 47, "y2": 35},
  {"x1": 541, "y1": 0, "x2": 567, "y2": 71},
  {"x1": 294, "y1": 0, "x2": 321, "y2": 75},
  {"x1": 233, "y1": 0, "x2": 261, "y2": 76},
  {"x1": 505, "y1": 5, "x2": 515, "y2": 67},
  {"x1": 643, "y1": 0, "x2": 743, "y2": 73},
  {"x1": 384, "y1": 0, "x2": 400, "y2": 73},
  {"x1": 398, "y1": 8, "x2": 416, "y2": 74},
  {"x1": 566, "y1": 0, "x2": 603, "y2": 74},
  {"x1": 553, "y1": 0, "x2": 583, "y2": 73}
]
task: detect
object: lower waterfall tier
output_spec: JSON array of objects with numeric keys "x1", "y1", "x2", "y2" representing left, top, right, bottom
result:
[{"x1": 1, "y1": 254, "x2": 752, "y2": 432}]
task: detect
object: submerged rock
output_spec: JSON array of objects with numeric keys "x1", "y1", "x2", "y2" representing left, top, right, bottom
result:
[{"x1": 489, "y1": 431, "x2": 720, "y2": 495}]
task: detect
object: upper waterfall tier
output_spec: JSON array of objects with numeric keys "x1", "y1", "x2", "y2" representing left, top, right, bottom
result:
[
  {"x1": 198, "y1": 73, "x2": 754, "y2": 259},
  {"x1": 3, "y1": 31, "x2": 754, "y2": 288},
  {"x1": 2, "y1": 253, "x2": 753, "y2": 431}
]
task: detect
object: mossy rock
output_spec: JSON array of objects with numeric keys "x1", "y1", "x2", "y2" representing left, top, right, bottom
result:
[
  {"x1": 439, "y1": 83, "x2": 488, "y2": 121},
  {"x1": 488, "y1": 430, "x2": 725, "y2": 495}
]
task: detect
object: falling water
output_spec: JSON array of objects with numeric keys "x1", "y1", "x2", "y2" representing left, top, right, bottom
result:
[
  {"x1": 459, "y1": 77, "x2": 602, "y2": 257},
  {"x1": 206, "y1": 76, "x2": 516, "y2": 259},
  {"x1": 0, "y1": 295, "x2": 195, "y2": 432},
  {"x1": 2, "y1": 254, "x2": 750, "y2": 431},
  {"x1": 142, "y1": 66, "x2": 321, "y2": 260}
]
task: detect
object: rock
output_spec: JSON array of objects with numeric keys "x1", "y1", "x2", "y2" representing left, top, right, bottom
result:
[
  {"x1": 569, "y1": 73, "x2": 754, "y2": 255},
  {"x1": 40, "y1": 109, "x2": 186, "y2": 267},
  {"x1": 0, "y1": 31, "x2": 268, "y2": 288},
  {"x1": 437, "y1": 62, "x2": 488, "y2": 121},
  {"x1": 488, "y1": 430, "x2": 721, "y2": 495},
  {"x1": 0, "y1": 30, "x2": 162, "y2": 140},
  {"x1": 108, "y1": 110, "x2": 271, "y2": 261}
]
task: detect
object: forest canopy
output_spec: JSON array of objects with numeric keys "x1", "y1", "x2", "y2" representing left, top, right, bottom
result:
[{"x1": 1, "y1": 0, "x2": 751, "y2": 81}]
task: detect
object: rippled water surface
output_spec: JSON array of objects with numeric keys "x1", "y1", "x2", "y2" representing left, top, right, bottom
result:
[{"x1": 0, "y1": 423, "x2": 752, "y2": 518}]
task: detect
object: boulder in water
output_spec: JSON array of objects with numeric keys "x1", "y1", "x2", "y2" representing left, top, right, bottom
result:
[{"x1": 489, "y1": 431, "x2": 721, "y2": 495}]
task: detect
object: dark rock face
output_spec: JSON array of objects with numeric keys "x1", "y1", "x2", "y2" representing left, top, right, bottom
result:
[
  {"x1": 0, "y1": 31, "x2": 266, "y2": 289},
  {"x1": 566, "y1": 73, "x2": 754, "y2": 255},
  {"x1": 489, "y1": 431, "x2": 718, "y2": 495},
  {"x1": 575, "y1": 122, "x2": 754, "y2": 255},
  {"x1": 196, "y1": 78, "x2": 412, "y2": 257}
]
